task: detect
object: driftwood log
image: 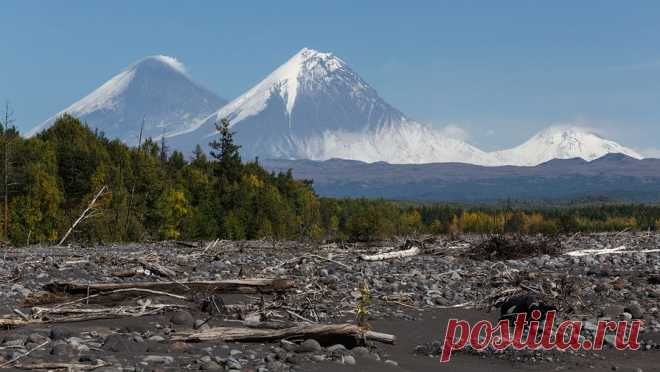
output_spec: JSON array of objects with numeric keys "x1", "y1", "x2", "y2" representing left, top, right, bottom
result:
[
  {"x1": 0, "y1": 315, "x2": 33, "y2": 327},
  {"x1": 12, "y1": 362, "x2": 109, "y2": 370},
  {"x1": 44, "y1": 279, "x2": 294, "y2": 296},
  {"x1": 0, "y1": 304, "x2": 187, "y2": 327},
  {"x1": 173, "y1": 323, "x2": 395, "y2": 345},
  {"x1": 360, "y1": 246, "x2": 420, "y2": 261}
]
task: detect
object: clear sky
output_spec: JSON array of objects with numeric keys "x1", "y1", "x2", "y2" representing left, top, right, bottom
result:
[{"x1": 2, "y1": 1, "x2": 660, "y2": 154}]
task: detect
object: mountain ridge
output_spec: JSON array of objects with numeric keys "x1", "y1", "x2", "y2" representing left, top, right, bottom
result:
[
  {"x1": 262, "y1": 153, "x2": 660, "y2": 202},
  {"x1": 31, "y1": 49, "x2": 644, "y2": 167}
]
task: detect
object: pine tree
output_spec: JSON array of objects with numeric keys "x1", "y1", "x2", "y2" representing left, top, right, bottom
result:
[
  {"x1": 159, "y1": 132, "x2": 168, "y2": 163},
  {"x1": 191, "y1": 145, "x2": 207, "y2": 169},
  {"x1": 209, "y1": 118, "x2": 241, "y2": 182}
]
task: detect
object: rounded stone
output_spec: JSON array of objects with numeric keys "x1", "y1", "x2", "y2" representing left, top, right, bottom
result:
[
  {"x1": 170, "y1": 310, "x2": 194, "y2": 327},
  {"x1": 298, "y1": 339, "x2": 322, "y2": 353}
]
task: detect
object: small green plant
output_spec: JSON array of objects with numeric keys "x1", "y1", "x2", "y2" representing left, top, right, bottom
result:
[{"x1": 356, "y1": 278, "x2": 372, "y2": 331}]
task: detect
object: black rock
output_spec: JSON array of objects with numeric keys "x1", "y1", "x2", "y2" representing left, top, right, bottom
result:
[
  {"x1": 499, "y1": 294, "x2": 556, "y2": 322},
  {"x1": 102, "y1": 334, "x2": 131, "y2": 353},
  {"x1": 625, "y1": 303, "x2": 644, "y2": 319},
  {"x1": 27, "y1": 333, "x2": 48, "y2": 344},
  {"x1": 297, "y1": 339, "x2": 322, "y2": 353},
  {"x1": 170, "y1": 310, "x2": 194, "y2": 327},
  {"x1": 49, "y1": 327, "x2": 73, "y2": 341},
  {"x1": 50, "y1": 343, "x2": 74, "y2": 357}
]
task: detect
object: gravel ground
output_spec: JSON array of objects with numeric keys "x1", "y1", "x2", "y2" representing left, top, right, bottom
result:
[{"x1": 0, "y1": 233, "x2": 658, "y2": 371}]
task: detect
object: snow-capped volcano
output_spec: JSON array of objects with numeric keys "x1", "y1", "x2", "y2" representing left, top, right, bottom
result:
[
  {"x1": 492, "y1": 126, "x2": 642, "y2": 166},
  {"x1": 168, "y1": 48, "x2": 489, "y2": 164},
  {"x1": 29, "y1": 55, "x2": 225, "y2": 144},
  {"x1": 31, "y1": 50, "x2": 643, "y2": 167}
]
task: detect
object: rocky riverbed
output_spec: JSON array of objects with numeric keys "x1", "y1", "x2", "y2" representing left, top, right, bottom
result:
[{"x1": 0, "y1": 233, "x2": 658, "y2": 371}]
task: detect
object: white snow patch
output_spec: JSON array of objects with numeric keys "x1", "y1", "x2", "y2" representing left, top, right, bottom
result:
[{"x1": 291, "y1": 121, "x2": 493, "y2": 165}]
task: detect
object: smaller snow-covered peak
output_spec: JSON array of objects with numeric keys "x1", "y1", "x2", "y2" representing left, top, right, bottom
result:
[
  {"x1": 493, "y1": 126, "x2": 642, "y2": 166},
  {"x1": 30, "y1": 54, "x2": 223, "y2": 142},
  {"x1": 33, "y1": 54, "x2": 192, "y2": 130}
]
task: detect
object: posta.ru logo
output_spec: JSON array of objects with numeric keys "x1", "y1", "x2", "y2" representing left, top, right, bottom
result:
[{"x1": 440, "y1": 311, "x2": 642, "y2": 362}]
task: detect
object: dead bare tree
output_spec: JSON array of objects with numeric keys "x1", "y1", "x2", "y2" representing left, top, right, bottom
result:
[
  {"x1": 1, "y1": 102, "x2": 15, "y2": 242},
  {"x1": 58, "y1": 185, "x2": 108, "y2": 246}
]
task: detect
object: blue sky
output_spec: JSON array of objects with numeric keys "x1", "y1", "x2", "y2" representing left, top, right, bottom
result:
[{"x1": 2, "y1": 1, "x2": 660, "y2": 153}]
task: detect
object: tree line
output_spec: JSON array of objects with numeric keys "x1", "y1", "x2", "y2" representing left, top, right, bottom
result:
[{"x1": 1, "y1": 112, "x2": 659, "y2": 246}]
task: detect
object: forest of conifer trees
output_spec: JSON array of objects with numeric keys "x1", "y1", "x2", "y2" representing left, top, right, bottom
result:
[{"x1": 0, "y1": 114, "x2": 659, "y2": 246}]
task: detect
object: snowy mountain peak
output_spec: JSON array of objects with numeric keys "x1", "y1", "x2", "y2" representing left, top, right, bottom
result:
[
  {"x1": 30, "y1": 55, "x2": 225, "y2": 144},
  {"x1": 295, "y1": 47, "x2": 335, "y2": 61},
  {"x1": 533, "y1": 126, "x2": 603, "y2": 143},
  {"x1": 209, "y1": 47, "x2": 367, "y2": 127},
  {"x1": 493, "y1": 126, "x2": 642, "y2": 166},
  {"x1": 139, "y1": 55, "x2": 188, "y2": 74},
  {"x1": 167, "y1": 47, "x2": 419, "y2": 160}
]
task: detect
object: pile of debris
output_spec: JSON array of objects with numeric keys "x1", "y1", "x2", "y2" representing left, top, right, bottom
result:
[{"x1": 465, "y1": 235, "x2": 562, "y2": 261}]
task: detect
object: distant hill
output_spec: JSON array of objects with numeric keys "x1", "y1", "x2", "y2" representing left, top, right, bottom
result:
[{"x1": 262, "y1": 154, "x2": 660, "y2": 202}]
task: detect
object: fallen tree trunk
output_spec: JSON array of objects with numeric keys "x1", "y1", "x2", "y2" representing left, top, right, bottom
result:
[
  {"x1": 0, "y1": 315, "x2": 36, "y2": 327},
  {"x1": 565, "y1": 245, "x2": 660, "y2": 257},
  {"x1": 44, "y1": 278, "x2": 294, "y2": 296},
  {"x1": 13, "y1": 362, "x2": 109, "y2": 370},
  {"x1": 173, "y1": 323, "x2": 395, "y2": 345},
  {"x1": 1, "y1": 304, "x2": 187, "y2": 327},
  {"x1": 174, "y1": 241, "x2": 199, "y2": 248},
  {"x1": 360, "y1": 246, "x2": 420, "y2": 261}
]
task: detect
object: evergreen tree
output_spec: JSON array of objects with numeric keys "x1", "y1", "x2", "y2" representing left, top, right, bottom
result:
[{"x1": 209, "y1": 118, "x2": 241, "y2": 182}]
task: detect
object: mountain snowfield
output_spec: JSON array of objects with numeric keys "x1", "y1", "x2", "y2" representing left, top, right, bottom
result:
[
  {"x1": 28, "y1": 55, "x2": 225, "y2": 145},
  {"x1": 31, "y1": 48, "x2": 644, "y2": 166}
]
